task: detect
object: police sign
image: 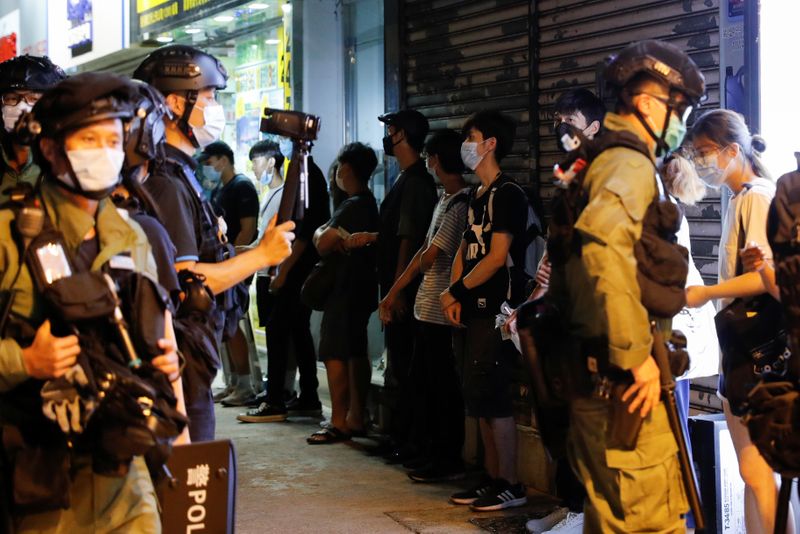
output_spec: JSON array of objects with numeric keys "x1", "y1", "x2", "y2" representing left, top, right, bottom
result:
[{"x1": 157, "y1": 440, "x2": 237, "y2": 533}]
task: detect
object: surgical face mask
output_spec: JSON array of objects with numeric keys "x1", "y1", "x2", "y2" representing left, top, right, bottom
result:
[
  {"x1": 192, "y1": 102, "x2": 226, "y2": 148},
  {"x1": 662, "y1": 114, "x2": 687, "y2": 153},
  {"x1": 202, "y1": 164, "x2": 222, "y2": 184},
  {"x1": 2, "y1": 102, "x2": 31, "y2": 132},
  {"x1": 279, "y1": 137, "x2": 293, "y2": 161},
  {"x1": 694, "y1": 148, "x2": 736, "y2": 189},
  {"x1": 61, "y1": 147, "x2": 125, "y2": 198},
  {"x1": 460, "y1": 140, "x2": 488, "y2": 171}
]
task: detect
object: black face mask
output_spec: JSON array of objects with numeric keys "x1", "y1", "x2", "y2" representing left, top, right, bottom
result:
[
  {"x1": 553, "y1": 122, "x2": 586, "y2": 153},
  {"x1": 383, "y1": 132, "x2": 401, "y2": 156}
]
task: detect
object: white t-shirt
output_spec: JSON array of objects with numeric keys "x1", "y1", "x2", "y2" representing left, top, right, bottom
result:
[
  {"x1": 673, "y1": 213, "x2": 720, "y2": 379},
  {"x1": 717, "y1": 177, "x2": 775, "y2": 308}
]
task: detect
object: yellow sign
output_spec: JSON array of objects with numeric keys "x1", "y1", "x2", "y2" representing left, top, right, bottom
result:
[
  {"x1": 183, "y1": 0, "x2": 213, "y2": 12},
  {"x1": 136, "y1": 0, "x2": 171, "y2": 14}
]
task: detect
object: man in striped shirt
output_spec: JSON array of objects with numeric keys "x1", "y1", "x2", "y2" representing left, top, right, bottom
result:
[{"x1": 379, "y1": 129, "x2": 469, "y2": 482}]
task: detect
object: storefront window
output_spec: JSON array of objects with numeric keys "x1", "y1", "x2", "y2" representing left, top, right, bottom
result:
[{"x1": 345, "y1": 0, "x2": 385, "y2": 201}]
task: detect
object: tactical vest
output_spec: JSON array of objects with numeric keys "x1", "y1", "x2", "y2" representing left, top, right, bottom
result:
[
  {"x1": 157, "y1": 155, "x2": 247, "y2": 342},
  {"x1": 548, "y1": 129, "x2": 688, "y2": 319},
  {"x1": 0, "y1": 191, "x2": 186, "y2": 514}
]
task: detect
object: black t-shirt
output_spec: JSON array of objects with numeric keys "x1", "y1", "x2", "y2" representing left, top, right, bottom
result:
[
  {"x1": 329, "y1": 191, "x2": 379, "y2": 309},
  {"x1": 131, "y1": 212, "x2": 180, "y2": 298},
  {"x1": 378, "y1": 158, "x2": 437, "y2": 295},
  {"x1": 462, "y1": 174, "x2": 528, "y2": 317},
  {"x1": 143, "y1": 146, "x2": 203, "y2": 263},
  {"x1": 211, "y1": 173, "x2": 259, "y2": 244},
  {"x1": 288, "y1": 157, "x2": 331, "y2": 284}
]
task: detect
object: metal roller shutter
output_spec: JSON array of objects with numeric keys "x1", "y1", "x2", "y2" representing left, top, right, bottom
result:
[
  {"x1": 402, "y1": 0, "x2": 533, "y2": 186},
  {"x1": 537, "y1": 0, "x2": 722, "y2": 284}
]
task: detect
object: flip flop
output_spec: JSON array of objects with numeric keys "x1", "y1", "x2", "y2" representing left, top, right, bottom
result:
[{"x1": 306, "y1": 427, "x2": 351, "y2": 445}]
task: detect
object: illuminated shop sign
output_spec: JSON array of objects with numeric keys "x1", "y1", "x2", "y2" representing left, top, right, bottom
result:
[
  {"x1": 131, "y1": 0, "x2": 245, "y2": 40},
  {"x1": 67, "y1": 0, "x2": 93, "y2": 56}
]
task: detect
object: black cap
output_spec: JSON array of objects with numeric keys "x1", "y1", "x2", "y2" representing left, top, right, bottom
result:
[
  {"x1": 199, "y1": 140, "x2": 234, "y2": 163},
  {"x1": 0, "y1": 55, "x2": 66, "y2": 93},
  {"x1": 133, "y1": 44, "x2": 228, "y2": 94},
  {"x1": 32, "y1": 72, "x2": 138, "y2": 138},
  {"x1": 378, "y1": 109, "x2": 429, "y2": 142},
  {"x1": 604, "y1": 40, "x2": 705, "y2": 105}
]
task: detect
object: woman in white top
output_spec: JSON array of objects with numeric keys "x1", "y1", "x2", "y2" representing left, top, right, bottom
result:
[{"x1": 684, "y1": 109, "x2": 791, "y2": 533}]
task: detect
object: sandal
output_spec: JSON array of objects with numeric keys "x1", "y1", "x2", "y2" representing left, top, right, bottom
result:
[{"x1": 306, "y1": 427, "x2": 351, "y2": 445}]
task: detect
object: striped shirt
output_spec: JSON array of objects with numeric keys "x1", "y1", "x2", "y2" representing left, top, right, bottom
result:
[{"x1": 414, "y1": 188, "x2": 470, "y2": 325}]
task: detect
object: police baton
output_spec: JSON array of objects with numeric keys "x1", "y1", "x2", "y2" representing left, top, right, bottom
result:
[{"x1": 651, "y1": 323, "x2": 705, "y2": 531}]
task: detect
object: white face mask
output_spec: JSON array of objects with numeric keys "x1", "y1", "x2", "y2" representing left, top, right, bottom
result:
[
  {"x1": 460, "y1": 140, "x2": 487, "y2": 171},
  {"x1": 60, "y1": 148, "x2": 125, "y2": 197},
  {"x1": 693, "y1": 146, "x2": 735, "y2": 189},
  {"x1": 2, "y1": 102, "x2": 32, "y2": 132},
  {"x1": 192, "y1": 102, "x2": 226, "y2": 148}
]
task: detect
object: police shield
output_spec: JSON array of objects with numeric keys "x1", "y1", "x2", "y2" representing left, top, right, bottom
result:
[{"x1": 157, "y1": 440, "x2": 237, "y2": 533}]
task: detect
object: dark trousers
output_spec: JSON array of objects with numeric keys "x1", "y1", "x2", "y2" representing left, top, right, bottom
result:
[
  {"x1": 182, "y1": 359, "x2": 216, "y2": 442},
  {"x1": 385, "y1": 316, "x2": 417, "y2": 444},
  {"x1": 259, "y1": 277, "x2": 319, "y2": 408},
  {"x1": 409, "y1": 321, "x2": 465, "y2": 466}
]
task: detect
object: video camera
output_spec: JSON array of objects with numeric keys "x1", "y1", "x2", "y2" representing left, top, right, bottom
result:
[
  {"x1": 260, "y1": 109, "x2": 320, "y2": 141},
  {"x1": 259, "y1": 109, "x2": 321, "y2": 222}
]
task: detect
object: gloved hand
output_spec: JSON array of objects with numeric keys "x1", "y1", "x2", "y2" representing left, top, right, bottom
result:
[{"x1": 41, "y1": 364, "x2": 96, "y2": 434}]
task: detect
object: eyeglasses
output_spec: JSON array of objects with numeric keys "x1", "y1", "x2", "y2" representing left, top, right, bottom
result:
[
  {"x1": 636, "y1": 92, "x2": 693, "y2": 123},
  {"x1": 687, "y1": 144, "x2": 730, "y2": 167},
  {"x1": 2, "y1": 92, "x2": 41, "y2": 106}
]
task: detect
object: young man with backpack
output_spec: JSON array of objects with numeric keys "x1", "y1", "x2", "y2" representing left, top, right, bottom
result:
[{"x1": 440, "y1": 110, "x2": 530, "y2": 511}]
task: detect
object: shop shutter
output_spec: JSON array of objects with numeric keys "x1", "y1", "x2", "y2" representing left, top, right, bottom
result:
[
  {"x1": 402, "y1": 0, "x2": 533, "y2": 186},
  {"x1": 537, "y1": 0, "x2": 722, "y2": 284}
]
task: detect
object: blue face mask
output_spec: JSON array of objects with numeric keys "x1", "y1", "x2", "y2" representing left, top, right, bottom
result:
[
  {"x1": 202, "y1": 164, "x2": 221, "y2": 184},
  {"x1": 279, "y1": 137, "x2": 293, "y2": 162}
]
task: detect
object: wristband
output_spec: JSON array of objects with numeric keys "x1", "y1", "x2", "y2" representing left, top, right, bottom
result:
[{"x1": 448, "y1": 279, "x2": 470, "y2": 302}]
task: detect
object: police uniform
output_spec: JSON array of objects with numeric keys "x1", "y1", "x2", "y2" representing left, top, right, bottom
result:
[
  {"x1": 0, "y1": 182, "x2": 161, "y2": 533},
  {"x1": 0, "y1": 150, "x2": 39, "y2": 204},
  {"x1": 548, "y1": 112, "x2": 687, "y2": 532}
]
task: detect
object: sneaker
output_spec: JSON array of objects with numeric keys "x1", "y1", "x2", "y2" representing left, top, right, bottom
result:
[
  {"x1": 286, "y1": 397, "x2": 323, "y2": 417},
  {"x1": 213, "y1": 384, "x2": 235, "y2": 403},
  {"x1": 236, "y1": 402, "x2": 288, "y2": 423},
  {"x1": 409, "y1": 465, "x2": 466, "y2": 483},
  {"x1": 526, "y1": 507, "x2": 569, "y2": 533},
  {"x1": 450, "y1": 478, "x2": 496, "y2": 505},
  {"x1": 469, "y1": 479, "x2": 527, "y2": 511},
  {"x1": 220, "y1": 388, "x2": 256, "y2": 407},
  {"x1": 543, "y1": 512, "x2": 584, "y2": 534}
]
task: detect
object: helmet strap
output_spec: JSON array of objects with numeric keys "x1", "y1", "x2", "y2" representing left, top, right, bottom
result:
[
  {"x1": 629, "y1": 94, "x2": 671, "y2": 158},
  {"x1": 177, "y1": 90, "x2": 199, "y2": 149}
]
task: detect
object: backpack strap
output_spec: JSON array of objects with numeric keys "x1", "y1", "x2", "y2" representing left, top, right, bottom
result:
[{"x1": 735, "y1": 183, "x2": 755, "y2": 277}]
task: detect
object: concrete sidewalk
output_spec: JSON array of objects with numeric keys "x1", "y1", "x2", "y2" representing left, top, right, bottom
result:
[{"x1": 214, "y1": 404, "x2": 559, "y2": 533}]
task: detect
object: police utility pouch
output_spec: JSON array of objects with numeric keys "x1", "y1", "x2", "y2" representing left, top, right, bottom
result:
[{"x1": 607, "y1": 381, "x2": 645, "y2": 450}]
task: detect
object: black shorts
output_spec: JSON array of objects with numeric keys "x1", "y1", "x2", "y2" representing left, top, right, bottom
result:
[{"x1": 454, "y1": 316, "x2": 516, "y2": 418}]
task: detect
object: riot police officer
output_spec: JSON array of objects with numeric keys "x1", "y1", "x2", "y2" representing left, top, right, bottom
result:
[
  {"x1": 0, "y1": 55, "x2": 66, "y2": 203},
  {"x1": 133, "y1": 45, "x2": 294, "y2": 441},
  {"x1": 544, "y1": 40, "x2": 705, "y2": 531},
  {"x1": 0, "y1": 72, "x2": 184, "y2": 533}
]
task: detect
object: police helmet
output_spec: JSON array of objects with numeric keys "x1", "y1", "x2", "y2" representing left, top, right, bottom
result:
[
  {"x1": 31, "y1": 72, "x2": 138, "y2": 199},
  {"x1": 124, "y1": 80, "x2": 169, "y2": 172},
  {"x1": 133, "y1": 45, "x2": 228, "y2": 94},
  {"x1": 33, "y1": 72, "x2": 138, "y2": 139},
  {"x1": 604, "y1": 40, "x2": 705, "y2": 106},
  {"x1": 0, "y1": 55, "x2": 66, "y2": 94},
  {"x1": 133, "y1": 45, "x2": 227, "y2": 148}
]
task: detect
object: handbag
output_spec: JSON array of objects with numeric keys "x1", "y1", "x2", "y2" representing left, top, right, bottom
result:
[
  {"x1": 300, "y1": 254, "x2": 342, "y2": 311},
  {"x1": 715, "y1": 211, "x2": 791, "y2": 415}
]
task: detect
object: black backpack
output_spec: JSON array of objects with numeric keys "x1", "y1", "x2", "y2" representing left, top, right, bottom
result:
[
  {"x1": 548, "y1": 126, "x2": 688, "y2": 319},
  {"x1": 767, "y1": 156, "x2": 800, "y2": 369}
]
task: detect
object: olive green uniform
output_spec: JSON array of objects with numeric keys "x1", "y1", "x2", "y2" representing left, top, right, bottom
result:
[
  {"x1": 0, "y1": 147, "x2": 40, "y2": 204},
  {"x1": 0, "y1": 182, "x2": 161, "y2": 533},
  {"x1": 549, "y1": 113, "x2": 687, "y2": 532}
]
